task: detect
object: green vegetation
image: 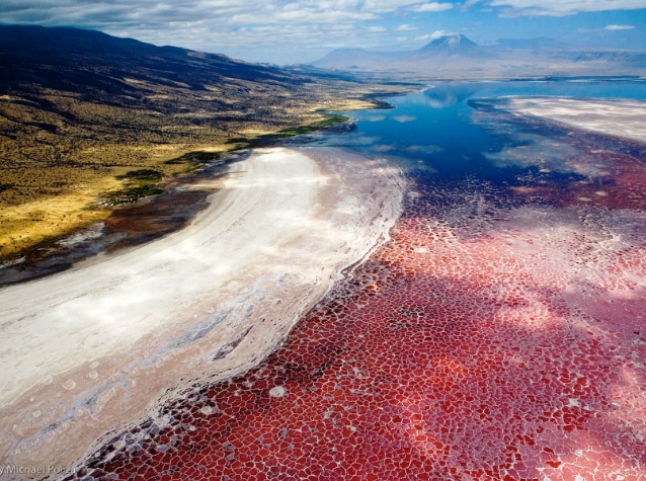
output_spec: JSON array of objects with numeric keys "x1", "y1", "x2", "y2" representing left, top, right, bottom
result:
[
  {"x1": 256, "y1": 114, "x2": 351, "y2": 140},
  {"x1": 356, "y1": 92, "x2": 407, "y2": 109},
  {"x1": 227, "y1": 113, "x2": 352, "y2": 147},
  {"x1": 165, "y1": 151, "x2": 223, "y2": 165},
  {"x1": 117, "y1": 169, "x2": 164, "y2": 182},
  {"x1": 105, "y1": 169, "x2": 166, "y2": 206},
  {"x1": 100, "y1": 185, "x2": 165, "y2": 206}
]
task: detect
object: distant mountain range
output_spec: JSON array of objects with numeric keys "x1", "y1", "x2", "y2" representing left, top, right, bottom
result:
[
  {"x1": 419, "y1": 34, "x2": 481, "y2": 57},
  {"x1": 312, "y1": 34, "x2": 646, "y2": 78}
]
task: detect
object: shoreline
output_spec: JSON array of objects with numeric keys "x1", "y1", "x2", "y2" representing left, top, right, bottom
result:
[
  {"x1": 0, "y1": 151, "x2": 248, "y2": 288},
  {"x1": 0, "y1": 146, "x2": 404, "y2": 479},
  {"x1": 0, "y1": 84, "x2": 416, "y2": 270},
  {"x1": 0, "y1": 112, "x2": 376, "y2": 288}
]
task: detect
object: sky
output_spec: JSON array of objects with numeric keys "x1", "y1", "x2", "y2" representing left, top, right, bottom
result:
[{"x1": 2, "y1": 0, "x2": 646, "y2": 64}]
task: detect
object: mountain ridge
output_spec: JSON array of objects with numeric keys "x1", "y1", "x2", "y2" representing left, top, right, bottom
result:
[
  {"x1": 311, "y1": 34, "x2": 646, "y2": 77},
  {"x1": 419, "y1": 34, "x2": 480, "y2": 56},
  {"x1": 0, "y1": 24, "x2": 303, "y2": 96}
]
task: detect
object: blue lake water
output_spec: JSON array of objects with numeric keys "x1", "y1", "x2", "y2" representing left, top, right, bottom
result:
[{"x1": 314, "y1": 79, "x2": 646, "y2": 187}]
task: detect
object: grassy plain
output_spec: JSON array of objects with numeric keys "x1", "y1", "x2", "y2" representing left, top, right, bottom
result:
[{"x1": 0, "y1": 27, "x2": 414, "y2": 260}]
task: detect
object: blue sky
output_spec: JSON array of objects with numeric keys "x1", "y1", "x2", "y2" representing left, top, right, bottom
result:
[{"x1": 2, "y1": 0, "x2": 646, "y2": 63}]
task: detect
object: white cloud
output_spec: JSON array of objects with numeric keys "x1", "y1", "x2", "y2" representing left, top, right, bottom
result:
[
  {"x1": 483, "y1": 0, "x2": 646, "y2": 16},
  {"x1": 272, "y1": 9, "x2": 376, "y2": 23},
  {"x1": 362, "y1": 0, "x2": 420, "y2": 12},
  {"x1": 605, "y1": 24, "x2": 636, "y2": 30},
  {"x1": 411, "y1": 2, "x2": 454, "y2": 12},
  {"x1": 365, "y1": 25, "x2": 387, "y2": 32},
  {"x1": 396, "y1": 24, "x2": 419, "y2": 31},
  {"x1": 230, "y1": 2, "x2": 376, "y2": 24},
  {"x1": 394, "y1": 115, "x2": 417, "y2": 122},
  {"x1": 415, "y1": 29, "x2": 455, "y2": 40}
]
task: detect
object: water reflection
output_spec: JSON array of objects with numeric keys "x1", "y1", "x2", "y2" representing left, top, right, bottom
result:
[{"x1": 303, "y1": 79, "x2": 646, "y2": 187}]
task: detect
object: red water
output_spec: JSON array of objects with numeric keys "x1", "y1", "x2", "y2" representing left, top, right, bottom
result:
[{"x1": 71, "y1": 147, "x2": 646, "y2": 480}]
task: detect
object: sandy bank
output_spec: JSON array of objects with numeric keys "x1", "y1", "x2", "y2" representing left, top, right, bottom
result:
[
  {"x1": 503, "y1": 97, "x2": 646, "y2": 144},
  {"x1": 0, "y1": 147, "x2": 404, "y2": 478}
]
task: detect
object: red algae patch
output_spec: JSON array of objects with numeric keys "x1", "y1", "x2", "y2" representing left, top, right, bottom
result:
[{"x1": 66, "y1": 138, "x2": 646, "y2": 480}]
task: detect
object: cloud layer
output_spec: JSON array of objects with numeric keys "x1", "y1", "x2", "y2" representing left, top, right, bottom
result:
[
  {"x1": 0, "y1": 0, "x2": 459, "y2": 63},
  {"x1": 479, "y1": 0, "x2": 646, "y2": 16},
  {"x1": 605, "y1": 24, "x2": 636, "y2": 30},
  {"x1": 1, "y1": 0, "x2": 645, "y2": 62},
  {"x1": 1, "y1": 0, "x2": 455, "y2": 26}
]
